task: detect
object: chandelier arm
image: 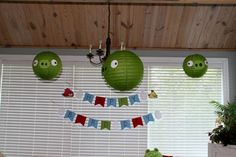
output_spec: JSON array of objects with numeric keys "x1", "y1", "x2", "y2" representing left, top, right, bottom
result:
[
  {"x1": 99, "y1": 55, "x2": 104, "y2": 62},
  {"x1": 89, "y1": 58, "x2": 103, "y2": 66}
]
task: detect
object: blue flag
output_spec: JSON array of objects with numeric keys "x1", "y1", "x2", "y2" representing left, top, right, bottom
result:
[
  {"x1": 143, "y1": 113, "x2": 155, "y2": 124},
  {"x1": 120, "y1": 120, "x2": 131, "y2": 130},
  {"x1": 129, "y1": 94, "x2": 140, "y2": 105},
  {"x1": 107, "y1": 98, "x2": 117, "y2": 107},
  {"x1": 88, "y1": 118, "x2": 98, "y2": 128},
  {"x1": 83, "y1": 92, "x2": 94, "y2": 104},
  {"x1": 64, "y1": 110, "x2": 76, "y2": 122}
]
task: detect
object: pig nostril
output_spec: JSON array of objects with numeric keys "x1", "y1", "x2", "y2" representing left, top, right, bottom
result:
[
  {"x1": 199, "y1": 63, "x2": 202, "y2": 67},
  {"x1": 45, "y1": 63, "x2": 47, "y2": 66},
  {"x1": 195, "y1": 64, "x2": 198, "y2": 67},
  {"x1": 41, "y1": 63, "x2": 44, "y2": 65}
]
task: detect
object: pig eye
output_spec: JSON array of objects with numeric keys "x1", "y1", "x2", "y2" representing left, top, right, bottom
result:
[
  {"x1": 111, "y1": 60, "x2": 118, "y2": 68},
  {"x1": 187, "y1": 60, "x2": 193, "y2": 67},
  {"x1": 33, "y1": 60, "x2": 38, "y2": 67},
  {"x1": 205, "y1": 60, "x2": 208, "y2": 65},
  {"x1": 51, "y1": 59, "x2": 58, "y2": 66}
]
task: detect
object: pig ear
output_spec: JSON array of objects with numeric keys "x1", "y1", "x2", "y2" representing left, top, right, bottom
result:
[
  {"x1": 145, "y1": 149, "x2": 150, "y2": 153},
  {"x1": 154, "y1": 148, "x2": 159, "y2": 151}
]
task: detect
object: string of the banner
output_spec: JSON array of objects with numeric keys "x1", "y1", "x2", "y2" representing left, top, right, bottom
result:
[
  {"x1": 64, "y1": 110, "x2": 161, "y2": 130},
  {"x1": 63, "y1": 87, "x2": 148, "y2": 107},
  {"x1": 82, "y1": 92, "x2": 141, "y2": 107}
]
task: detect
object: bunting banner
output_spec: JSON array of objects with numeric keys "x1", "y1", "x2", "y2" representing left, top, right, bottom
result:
[
  {"x1": 95, "y1": 96, "x2": 106, "y2": 107},
  {"x1": 107, "y1": 98, "x2": 117, "y2": 107},
  {"x1": 88, "y1": 118, "x2": 99, "y2": 128},
  {"x1": 132, "y1": 117, "x2": 144, "y2": 128},
  {"x1": 64, "y1": 110, "x2": 76, "y2": 122},
  {"x1": 143, "y1": 113, "x2": 155, "y2": 124},
  {"x1": 118, "y1": 97, "x2": 129, "y2": 107},
  {"x1": 129, "y1": 94, "x2": 140, "y2": 105},
  {"x1": 81, "y1": 92, "x2": 141, "y2": 108},
  {"x1": 101, "y1": 120, "x2": 111, "y2": 130},
  {"x1": 64, "y1": 110, "x2": 160, "y2": 130},
  {"x1": 83, "y1": 92, "x2": 94, "y2": 104},
  {"x1": 120, "y1": 120, "x2": 131, "y2": 130},
  {"x1": 75, "y1": 114, "x2": 87, "y2": 126}
]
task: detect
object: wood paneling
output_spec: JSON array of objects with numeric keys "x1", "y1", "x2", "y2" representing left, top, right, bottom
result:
[
  {"x1": 0, "y1": 3, "x2": 235, "y2": 49},
  {"x1": 2, "y1": 0, "x2": 236, "y2": 5}
]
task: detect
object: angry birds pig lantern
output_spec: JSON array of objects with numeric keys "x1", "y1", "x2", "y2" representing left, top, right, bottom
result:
[
  {"x1": 183, "y1": 54, "x2": 208, "y2": 78},
  {"x1": 144, "y1": 148, "x2": 163, "y2": 157},
  {"x1": 102, "y1": 50, "x2": 144, "y2": 91},
  {"x1": 32, "y1": 51, "x2": 62, "y2": 80}
]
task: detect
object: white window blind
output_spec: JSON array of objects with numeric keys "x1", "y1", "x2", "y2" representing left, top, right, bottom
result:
[
  {"x1": 0, "y1": 58, "x2": 148, "y2": 157},
  {"x1": 147, "y1": 66, "x2": 225, "y2": 157},
  {"x1": 0, "y1": 56, "x2": 228, "y2": 157}
]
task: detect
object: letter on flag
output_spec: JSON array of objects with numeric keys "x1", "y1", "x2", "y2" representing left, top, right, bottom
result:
[
  {"x1": 64, "y1": 110, "x2": 76, "y2": 122},
  {"x1": 83, "y1": 92, "x2": 94, "y2": 104},
  {"x1": 129, "y1": 94, "x2": 140, "y2": 105},
  {"x1": 143, "y1": 113, "x2": 155, "y2": 124},
  {"x1": 88, "y1": 118, "x2": 98, "y2": 128},
  {"x1": 107, "y1": 98, "x2": 117, "y2": 107},
  {"x1": 120, "y1": 120, "x2": 131, "y2": 130}
]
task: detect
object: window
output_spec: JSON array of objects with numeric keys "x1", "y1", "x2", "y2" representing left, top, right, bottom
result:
[{"x1": 0, "y1": 55, "x2": 228, "y2": 157}]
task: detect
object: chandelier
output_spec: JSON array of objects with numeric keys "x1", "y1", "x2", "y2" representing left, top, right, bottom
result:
[{"x1": 86, "y1": 2, "x2": 112, "y2": 66}]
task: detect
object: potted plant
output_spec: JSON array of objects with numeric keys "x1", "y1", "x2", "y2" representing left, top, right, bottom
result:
[{"x1": 208, "y1": 101, "x2": 236, "y2": 157}]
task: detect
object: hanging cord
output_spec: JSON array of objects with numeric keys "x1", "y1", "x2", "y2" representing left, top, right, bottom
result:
[{"x1": 105, "y1": 2, "x2": 111, "y2": 60}]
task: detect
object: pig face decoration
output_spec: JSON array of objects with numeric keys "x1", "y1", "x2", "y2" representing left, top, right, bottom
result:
[
  {"x1": 32, "y1": 51, "x2": 62, "y2": 80},
  {"x1": 102, "y1": 50, "x2": 144, "y2": 91},
  {"x1": 183, "y1": 54, "x2": 208, "y2": 78}
]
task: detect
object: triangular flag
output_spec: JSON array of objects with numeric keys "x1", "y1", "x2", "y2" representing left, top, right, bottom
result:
[
  {"x1": 83, "y1": 93, "x2": 94, "y2": 104},
  {"x1": 143, "y1": 113, "x2": 155, "y2": 124},
  {"x1": 75, "y1": 114, "x2": 87, "y2": 126},
  {"x1": 132, "y1": 117, "x2": 143, "y2": 128},
  {"x1": 95, "y1": 96, "x2": 106, "y2": 107},
  {"x1": 129, "y1": 94, "x2": 140, "y2": 105},
  {"x1": 107, "y1": 98, "x2": 117, "y2": 107},
  {"x1": 64, "y1": 110, "x2": 76, "y2": 122},
  {"x1": 88, "y1": 118, "x2": 98, "y2": 128},
  {"x1": 101, "y1": 120, "x2": 111, "y2": 130},
  {"x1": 120, "y1": 120, "x2": 131, "y2": 130},
  {"x1": 118, "y1": 97, "x2": 128, "y2": 107}
]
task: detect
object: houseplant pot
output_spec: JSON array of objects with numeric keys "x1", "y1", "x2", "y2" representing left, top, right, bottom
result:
[{"x1": 208, "y1": 101, "x2": 236, "y2": 157}]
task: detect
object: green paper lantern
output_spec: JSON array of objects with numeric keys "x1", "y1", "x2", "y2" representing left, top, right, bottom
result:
[
  {"x1": 183, "y1": 54, "x2": 208, "y2": 78},
  {"x1": 102, "y1": 50, "x2": 144, "y2": 91},
  {"x1": 144, "y1": 148, "x2": 162, "y2": 157},
  {"x1": 32, "y1": 51, "x2": 62, "y2": 80}
]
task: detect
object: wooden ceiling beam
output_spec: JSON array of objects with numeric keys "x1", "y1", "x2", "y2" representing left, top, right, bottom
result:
[{"x1": 1, "y1": 0, "x2": 236, "y2": 5}]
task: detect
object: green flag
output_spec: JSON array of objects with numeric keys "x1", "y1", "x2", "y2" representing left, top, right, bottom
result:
[
  {"x1": 101, "y1": 120, "x2": 111, "y2": 130},
  {"x1": 118, "y1": 97, "x2": 128, "y2": 107}
]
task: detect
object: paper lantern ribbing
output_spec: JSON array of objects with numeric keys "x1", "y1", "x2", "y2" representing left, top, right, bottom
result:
[
  {"x1": 102, "y1": 50, "x2": 144, "y2": 91},
  {"x1": 183, "y1": 54, "x2": 208, "y2": 78},
  {"x1": 32, "y1": 51, "x2": 62, "y2": 80}
]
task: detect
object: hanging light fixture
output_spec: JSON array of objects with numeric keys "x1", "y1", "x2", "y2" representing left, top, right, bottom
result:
[{"x1": 86, "y1": 2, "x2": 111, "y2": 66}]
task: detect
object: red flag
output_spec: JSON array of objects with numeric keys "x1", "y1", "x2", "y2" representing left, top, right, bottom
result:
[
  {"x1": 75, "y1": 114, "x2": 87, "y2": 126},
  {"x1": 95, "y1": 96, "x2": 106, "y2": 107},
  {"x1": 132, "y1": 117, "x2": 143, "y2": 128}
]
